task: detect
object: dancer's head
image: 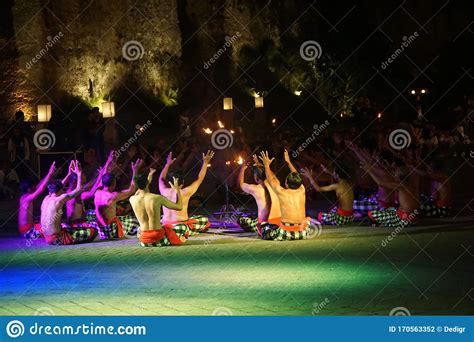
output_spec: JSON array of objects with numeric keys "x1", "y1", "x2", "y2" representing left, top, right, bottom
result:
[
  {"x1": 102, "y1": 172, "x2": 116, "y2": 190},
  {"x1": 253, "y1": 166, "x2": 266, "y2": 184},
  {"x1": 285, "y1": 172, "x2": 302, "y2": 189},
  {"x1": 68, "y1": 173, "x2": 85, "y2": 188},
  {"x1": 47, "y1": 180, "x2": 63, "y2": 195},
  {"x1": 133, "y1": 173, "x2": 148, "y2": 190}
]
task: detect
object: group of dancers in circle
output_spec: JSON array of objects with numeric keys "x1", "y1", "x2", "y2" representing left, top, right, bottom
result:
[{"x1": 18, "y1": 139, "x2": 451, "y2": 246}]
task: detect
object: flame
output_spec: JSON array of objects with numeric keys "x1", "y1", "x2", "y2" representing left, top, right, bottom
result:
[
  {"x1": 230, "y1": 129, "x2": 235, "y2": 134},
  {"x1": 377, "y1": 112, "x2": 382, "y2": 119},
  {"x1": 218, "y1": 120, "x2": 224, "y2": 128},
  {"x1": 203, "y1": 128, "x2": 212, "y2": 134},
  {"x1": 294, "y1": 90, "x2": 302, "y2": 96},
  {"x1": 236, "y1": 156, "x2": 243, "y2": 165},
  {"x1": 272, "y1": 118, "x2": 276, "y2": 124},
  {"x1": 225, "y1": 161, "x2": 231, "y2": 166},
  {"x1": 207, "y1": 163, "x2": 211, "y2": 168}
]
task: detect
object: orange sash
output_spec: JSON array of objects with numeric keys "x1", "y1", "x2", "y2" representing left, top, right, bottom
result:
[
  {"x1": 139, "y1": 229, "x2": 166, "y2": 244},
  {"x1": 44, "y1": 230, "x2": 74, "y2": 245},
  {"x1": 337, "y1": 208, "x2": 354, "y2": 217},
  {"x1": 280, "y1": 217, "x2": 311, "y2": 232},
  {"x1": 162, "y1": 218, "x2": 199, "y2": 229},
  {"x1": 104, "y1": 217, "x2": 124, "y2": 238},
  {"x1": 19, "y1": 223, "x2": 42, "y2": 235}
]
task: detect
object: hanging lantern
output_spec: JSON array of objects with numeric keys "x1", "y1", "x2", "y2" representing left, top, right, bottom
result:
[
  {"x1": 223, "y1": 97, "x2": 233, "y2": 110},
  {"x1": 101, "y1": 102, "x2": 115, "y2": 118},
  {"x1": 37, "y1": 104, "x2": 52, "y2": 122},
  {"x1": 254, "y1": 96, "x2": 264, "y2": 108}
]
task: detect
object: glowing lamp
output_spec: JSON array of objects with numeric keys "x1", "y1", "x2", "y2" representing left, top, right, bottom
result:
[
  {"x1": 101, "y1": 102, "x2": 115, "y2": 118},
  {"x1": 255, "y1": 96, "x2": 264, "y2": 108},
  {"x1": 410, "y1": 90, "x2": 416, "y2": 95},
  {"x1": 377, "y1": 112, "x2": 382, "y2": 119},
  {"x1": 294, "y1": 90, "x2": 302, "y2": 96},
  {"x1": 421, "y1": 89, "x2": 427, "y2": 94},
  {"x1": 218, "y1": 120, "x2": 224, "y2": 128},
  {"x1": 203, "y1": 128, "x2": 212, "y2": 134},
  {"x1": 37, "y1": 104, "x2": 52, "y2": 122},
  {"x1": 223, "y1": 97, "x2": 233, "y2": 110}
]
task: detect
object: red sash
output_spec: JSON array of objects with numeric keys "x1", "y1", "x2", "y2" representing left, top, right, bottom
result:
[
  {"x1": 139, "y1": 229, "x2": 166, "y2": 244},
  {"x1": 104, "y1": 217, "x2": 124, "y2": 238}
]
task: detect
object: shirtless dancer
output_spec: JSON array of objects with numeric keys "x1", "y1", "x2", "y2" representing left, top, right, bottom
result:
[
  {"x1": 237, "y1": 154, "x2": 282, "y2": 234},
  {"x1": 258, "y1": 151, "x2": 318, "y2": 240},
  {"x1": 361, "y1": 157, "x2": 420, "y2": 228},
  {"x1": 302, "y1": 163, "x2": 355, "y2": 226},
  {"x1": 18, "y1": 162, "x2": 56, "y2": 239},
  {"x1": 348, "y1": 143, "x2": 395, "y2": 213},
  {"x1": 350, "y1": 145, "x2": 421, "y2": 228},
  {"x1": 93, "y1": 157, "x2": 142, "y2": 239},
  {"x1": 64, "y1": 152, "x2": 113, "y2": 226},
  {"x1": 159, "y1": 151, "x2": 214, "y2": 235},
  {"x1": 130, "y1": 170, "x2": 187, "y2": 247},
  {"x1": 40, "y1": 160, "x2": 97, "y2": 245}
]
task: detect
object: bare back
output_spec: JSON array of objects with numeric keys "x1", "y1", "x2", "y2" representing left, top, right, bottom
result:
[
  {"x1": 40, "y1": 195, "x2": 65, "y2": 235},
  {"x1": 130, "y1": 192, "x2": 165, "y2": 231},
  {"x1": 161, "y1": 187, "x2": 192, "y2": 221},
  {"x1": 94, "y1": 189, "x2": 119, "y2": 226},
  {"x1": 335, "y1": 179, "x2": 354, "y2": 211},
  {"x1": 275, "y1": 185, "x2": 306, "y2": 224}
]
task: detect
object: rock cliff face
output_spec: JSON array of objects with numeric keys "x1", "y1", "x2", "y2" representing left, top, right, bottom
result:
[{"x1": 1, "y1": 0, "x2": 465, "y2": 122}]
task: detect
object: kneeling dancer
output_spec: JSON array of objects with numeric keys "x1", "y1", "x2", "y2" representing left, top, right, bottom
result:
[
  {"x1": 258, "y1": 151, "x2": 319, "y2": 240},
  {"x1": 130, "y1": 170, "x2": 186, "y2": 247},
  {"x1": 40, "y1": 161, "x2": 97, "y2": 245}
]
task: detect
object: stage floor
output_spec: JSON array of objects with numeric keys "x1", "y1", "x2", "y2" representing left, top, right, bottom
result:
[{"x1": 1, "y1": 216, "x2": 473, "y2": 316}]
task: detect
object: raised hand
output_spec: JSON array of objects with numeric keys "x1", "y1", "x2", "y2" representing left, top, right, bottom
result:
[
  {"x1": 202, "y1": 150, "x2": 215, "y2": 164},
  {"x1": 168, "y1": 176, "x2": 182, "y2": 191},
  {"x1": 149, "y1": 168, "x2": 157, "y2": 176},
  {"x1": 71, "y1": 160, "x2": 82, "y2": 175},
  {"x1": 166, "y1": 152, "x2": 176, "y2": 166},
  {"x1": 300, "y1": 167, "x2": 313, "y2": 179},
  {"x1": 252, "y1": 154, "x2": 261, "y2": 167},
  {"x1": 131, "y1": 159, "x2": 143, "y2": 174},
  {"x1": 259, "y1": 151, "x2": 274, "y2": 166},
  {"x1": 47, "y1": 161, "x2": 56, "y2": 175},
  {"x1": 284, "y1": 149, "x2": 291, "y2": 163}
]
